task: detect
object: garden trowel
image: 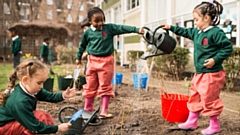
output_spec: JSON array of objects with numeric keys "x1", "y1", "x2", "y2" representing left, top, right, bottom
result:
[{"x1": 73, "y1": 68, "x2": 81, "y2": 88}]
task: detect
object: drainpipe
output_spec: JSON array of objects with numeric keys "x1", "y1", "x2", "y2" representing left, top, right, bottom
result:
[
  {"x1": 140, "y1": 0, "x2": 146, "y2": 52},
  {"x1": 237, "y1": 0, "x2": 240, "y2": 47},
  {"x1": 166, "y1": 0, "x2": 173, "y2": 31},
  {"x1": 180, "y1": 16, "x2": 185, "y2": 48},
  {"x1": 120, "y1": 0, "x2": 124, "y2": 66}
]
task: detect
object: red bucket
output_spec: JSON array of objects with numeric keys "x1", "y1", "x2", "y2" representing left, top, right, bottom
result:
[{"x1": 161, "y1": 93, "x2": 189, "y2": 122}]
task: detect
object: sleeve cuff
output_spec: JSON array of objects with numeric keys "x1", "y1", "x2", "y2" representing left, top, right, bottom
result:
[
  {"x1": 213, "y1": 55, "x2": 220, "y2": 64},
  {"x1": 135, "y1": 28, "x2": 140, "y2": 33},
  {"x1": 62, "y1": 92, "x2": 67, "y2": 100},
  {"x1": 170, "y1": 25, "x2": 175, "y2": 31}
]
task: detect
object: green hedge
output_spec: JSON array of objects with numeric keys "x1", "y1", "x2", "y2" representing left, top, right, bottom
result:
[
  {"x1": 223, "y1": 47, "x2": 240, "y2": 91},
  {"x1": 57, "y1": 45, "x2": 78, "y2": 64},
  {"x1": 150, "y1": 46, "x2": 190, "y2": 80}
]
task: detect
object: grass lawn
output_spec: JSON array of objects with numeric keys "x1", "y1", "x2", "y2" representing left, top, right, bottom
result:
[
  {"x1": 0, "y1": 63, "x2": 13, "y2": 91},
  {"x1": 0, "y1": 63, "x2": 79, "y2": 92}
]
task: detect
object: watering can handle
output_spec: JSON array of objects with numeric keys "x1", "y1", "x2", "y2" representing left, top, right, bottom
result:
[
  {"x1": 152, "y1": 26, "x2": 169, "y2": 46},
  {"x1": 153, "y1": 26, "x2": 169, "y2": 36},
  {"x1": 142, "y1": 26, "x2": 154, "y2": 44}
]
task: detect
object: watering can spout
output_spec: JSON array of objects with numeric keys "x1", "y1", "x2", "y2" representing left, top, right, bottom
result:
[{"x1": 140, "y1": 52, "x2": 167, "y2": 60}]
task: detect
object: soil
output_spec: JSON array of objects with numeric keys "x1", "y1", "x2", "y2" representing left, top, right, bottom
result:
[{"x1": 37, "y1": 83, "x2": 240, "y2": 135}]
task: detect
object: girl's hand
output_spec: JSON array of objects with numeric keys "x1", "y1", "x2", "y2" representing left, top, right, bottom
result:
[
  {"x1": 76, "y1": 59, "x2": 81, "y2": 65},
  {"x1": 203, "y1": 58, "x2": 215, "y2": 68},
  {"x1": 63, "y1": 87, "x2": 76, "y2": 99},
  {"x1": 58, "y1": 122, "x2": 71, "y2": 132},
  {"x1": 82, "y1": 53, "x2": 88, "y2": 60},
  {"x1": 161, "y1": 24, "x2": 171, "y2": 30},
  {"x1": 138, "y1": 28, "x2": 145, "y2": 34}
]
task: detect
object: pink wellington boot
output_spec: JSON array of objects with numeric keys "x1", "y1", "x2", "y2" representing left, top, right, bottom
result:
[
  {"x1": 178, "y1": 111, "x2": 201, "y2": 130},
  {"x1": 100, "y1": 95, "x2": 113, "y2": 118},
  {"x1": 84, "y1": 97, "x2": 94, "y2": 112},
  {"x1": 201, "y1": 115, "x2": 220, "y2": 135}
]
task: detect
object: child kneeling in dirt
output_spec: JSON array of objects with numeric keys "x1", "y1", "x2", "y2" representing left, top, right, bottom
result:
[{"x1": 0, "y1": 59, "x2": 76, "y2": 135}]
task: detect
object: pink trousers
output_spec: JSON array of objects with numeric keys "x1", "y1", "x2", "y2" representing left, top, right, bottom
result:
[
  {"x1": 187, "y1": 69, "x2": 226, "y2": 116},
  {"x1": 82, "y1": 55, "x2": 115, "y2": 98},
  {"x1": 0, "y1": 110, "x2": 54, "y2": 135}
]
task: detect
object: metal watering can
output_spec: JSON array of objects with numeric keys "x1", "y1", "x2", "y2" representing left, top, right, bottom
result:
[
  {"x1": 58, "y1": 106, "x2": 102, "y2": 135},
  {"x1": 141, "y1": 26, "x2": 177, "y2": 60}
]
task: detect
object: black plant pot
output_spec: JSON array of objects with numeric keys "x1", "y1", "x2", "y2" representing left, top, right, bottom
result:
[
  {"x1": 57, "y1": 76, "x2": 73, "y2": 90},
  {"x1": 43, "y1": 78, "x2": 54, "y2": 92}
]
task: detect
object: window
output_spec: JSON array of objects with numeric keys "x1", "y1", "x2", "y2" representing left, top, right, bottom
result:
[
  {"x1": 46, "y1": 0, "x2": 53, "y2": 5},
  {"x1": 79, "y1": 2, "x2": 84, "y2": 11},
  {"x1": 67, "y1": 14, "x2": 73, "y2": 23},
  {"x1": 78, "y1": 15, "x2": 84, "y2": 22},
  {"x1": 127, "y1": 0, "x2": 139, "y2": 11},
  {"x1": 3, "y1": 2, "x2": 10, "y2": 14},
  {"x1": 67, "y1": 0, "x2": 73, "y2": 9},
  {"x1": 46, "y1": 10, "x2": 53, "y2": 20},
  {"x1": 19, "y1": 4, "x2": 30, "y2": 21}
]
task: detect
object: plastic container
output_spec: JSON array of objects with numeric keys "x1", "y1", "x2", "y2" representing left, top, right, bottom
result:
[
  {"x1": 161, "y1": 93, "x2": 189, "y2": 122},
  {"x1": 112, "y1": 72, "x2": 123, "y2": 84},
  {"x1": 132, "y1": 73, "x2": 148, "y2": 88},
  {"x1": 43, "y1": 78, "x2": 54, "y2": 92},
  {"x1": 57, "y1": 76, "x2": 73, "y2": 90}
]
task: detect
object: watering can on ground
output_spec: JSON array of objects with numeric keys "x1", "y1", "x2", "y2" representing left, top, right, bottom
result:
[
  {"x1": 58, "y1": 106, "x2": 102, "y2": 135},
  {"x1": 141, "y1": 26, "x2": 177, "y2": 60}
]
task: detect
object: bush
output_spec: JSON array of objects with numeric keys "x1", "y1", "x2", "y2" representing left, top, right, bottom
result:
[
  {"x1": 151, "y1": 46, "x2": 190, "y2": 80},
  {"x1": 127, "y1": 50, "x2": 144, "y2": 64},
  {"x1": 56, "y1": 45, "x2": 78, "y2": 64},
  {"x1": 223, "y1": 47, "x2": 240, "y2": 91}
]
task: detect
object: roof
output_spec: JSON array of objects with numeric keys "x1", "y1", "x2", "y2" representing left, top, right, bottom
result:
[{"x1": 11, "y1": 22, "x2": 73, "y2": 37}]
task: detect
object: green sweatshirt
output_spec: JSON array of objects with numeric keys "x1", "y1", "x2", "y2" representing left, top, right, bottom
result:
[
  {"x1": 170, "y1": 26, "x2": 233, "y2": 73},
  {"x1": 40, "y1": 43, "x2": 49, "y2": 58},
  {"x1": 11, "y1": 37, "x2": 22, "y2": 56},
  {"x1": 0, "y1": 84, "x2": 64, "y2": 134},
  {"x1": 77, "y1": 23, "x2": 140, "y2": 60}
]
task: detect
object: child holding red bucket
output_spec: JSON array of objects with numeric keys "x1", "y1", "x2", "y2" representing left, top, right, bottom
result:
[
  {"x1": 76, "y1": 7, "x2": 144, "y2": 118},
  {"x1": 161, "y1": 0, "x2": 233, "y2": 134},
  {"x1": 0, "y1": 59, "x2": 76, "y2": 134}
]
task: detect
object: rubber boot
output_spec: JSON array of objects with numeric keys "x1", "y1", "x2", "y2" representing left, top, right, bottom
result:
[
  {"x1": 100, "y1": 95, "x2": 110, "y2": 116},
  {"x1": 201, "y1": 115, "x2": 220, "y2": 135},
  {"x1": 178, "y1": 111, "x2": 200, "y2": 130},
  {"x1": 84, "y1": 97, "x2": 94, "y2": 112}
]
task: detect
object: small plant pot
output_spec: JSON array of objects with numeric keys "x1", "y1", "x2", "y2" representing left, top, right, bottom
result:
[
  {"x1": 43, "y1": 78, "x2": 54, "y2": 92},
  {"x1": 57, "y1": 76, "x2": 73, "y2": 90}
]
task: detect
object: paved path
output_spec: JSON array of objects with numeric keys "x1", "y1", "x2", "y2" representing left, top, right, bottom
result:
[{"x1": 114, "y1": 66, "x2": 240, "y2": 114}]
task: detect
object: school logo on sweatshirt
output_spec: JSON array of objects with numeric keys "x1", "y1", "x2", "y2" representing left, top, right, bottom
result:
[
  {"x1": 102, "y1": 31, "x2": 107, "y2": 37},
  {"x1": 202, "y1": 38, "x2": 208, "y2": 46}
]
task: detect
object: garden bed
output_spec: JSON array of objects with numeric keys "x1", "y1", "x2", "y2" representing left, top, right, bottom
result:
[{"x1": 37, "y1": 83, "x2": 240, "y2": 135}]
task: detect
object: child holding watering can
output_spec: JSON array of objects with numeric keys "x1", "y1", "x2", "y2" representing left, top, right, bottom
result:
[
  {"x1": 162, "y1": 0, "x2": 232, "y2": 135},
  {"x1": 76, "y1": 7, "x2": 144, "y2": 118},
  {"x1": 0, "y1": 59, "x2": 76, "y2": 134}
]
